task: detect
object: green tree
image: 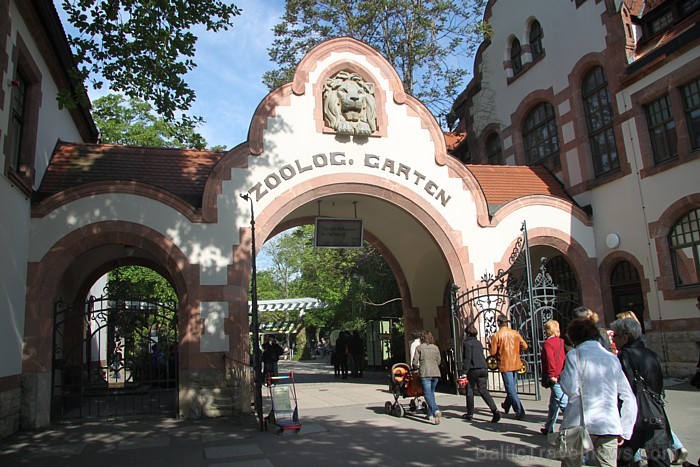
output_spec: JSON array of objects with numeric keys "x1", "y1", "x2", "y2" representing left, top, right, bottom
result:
[
  {"x1": 257, "y1": 226, "x2": 400, "y2": 335},
  {"x1": 92, "y1": 94, "x2": 208, "y2": 148},
  {"x1": 263, "y1": 0, "x2": 490, "y2": 126},
  {"x1": 59, "y1": 0, "x2": 240, "y2": 125}
]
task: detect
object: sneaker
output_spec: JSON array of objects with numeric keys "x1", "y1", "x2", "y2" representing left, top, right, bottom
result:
[
  {"x1": 515, "y1": 411, "x2": 526, "y2": 420},
  {"x1": 490, "y1": 412, "x2": 501, "y2": 423},
  {"x1": 671, "y1": 447, "x2": 688, "y2": 465},
  {"x1": 434, "y1": 411, "x2": 441, "y2": 425},
  {"x1": 428, "y1": 415, "x2": 435, "y2": 424},
  {"x1": 461, "y1": 413, "x2": 473, "y2": 421}
]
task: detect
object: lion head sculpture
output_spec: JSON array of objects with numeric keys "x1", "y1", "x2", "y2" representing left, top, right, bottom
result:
[{"x1": 323, "y1": 71, "x2": 377, "y2": 136}]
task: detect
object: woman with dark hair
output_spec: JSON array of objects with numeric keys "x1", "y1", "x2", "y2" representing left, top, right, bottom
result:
[
  {"x1": 461, "y1": 325, "x2": 500, "y2": 423},
  {"x1": 412, "y1": 331, "x2": 442, "y2": 425},
  {"x1": 558, "y1": 318, "x2": 637, "y2": 467},
  {"x1": 611, "y1": 318, "x2": 673, "y2": 467}
]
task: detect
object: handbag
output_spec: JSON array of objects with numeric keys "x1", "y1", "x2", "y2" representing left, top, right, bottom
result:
[
  {"x1": 547, "y1": 349, "x2": 594, "y2": 458},
  {"x1": 632, "y1": 371, "x2": 666, "y2": 431}
]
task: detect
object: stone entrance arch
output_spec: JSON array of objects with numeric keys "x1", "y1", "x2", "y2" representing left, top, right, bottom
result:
[{"x1": 24, "y1": 37, "x2": 595, "y2": 429}]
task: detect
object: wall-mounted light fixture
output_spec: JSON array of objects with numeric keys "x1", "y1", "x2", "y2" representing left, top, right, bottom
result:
[{"x1": 605, "y1": 233, "x2": 620, "y2": 249}]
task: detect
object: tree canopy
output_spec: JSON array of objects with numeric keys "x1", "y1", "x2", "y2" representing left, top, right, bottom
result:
[
  {"x1": 258, "y1": 226, "x2": 401, "y2": 335},
  {"x1": 92, "y1": 94, "x2": 208, "y2": 149},
  {"x1": 59, "y1": 0, "x2": 240, "y2": 125},
  {"x1": 263, "y1": 0, "x2": 490, "y2": 127}
]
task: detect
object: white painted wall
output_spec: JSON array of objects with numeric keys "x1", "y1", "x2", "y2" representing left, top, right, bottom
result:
[
  {"x1": 0, "y1": 2, "x2": 84, "y2": 378},
  {"x1": 472, "y1": 0, "x2": 608, "y2": 137}
]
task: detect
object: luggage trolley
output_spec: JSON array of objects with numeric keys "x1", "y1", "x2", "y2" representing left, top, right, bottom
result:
[{"x1": 264, "y1": 372, "x2": 301, "y2": 434}]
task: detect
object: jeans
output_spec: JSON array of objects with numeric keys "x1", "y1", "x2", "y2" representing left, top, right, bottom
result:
[
  {"x1": 420, "y1": 376, "x2": 440, "y2": 417},
  {"x1": 501, "y1": 371, "x2": 524, "y2": 415},
  {"x1": 544, "y1": 382, "x2": 568, "y2": 432}
]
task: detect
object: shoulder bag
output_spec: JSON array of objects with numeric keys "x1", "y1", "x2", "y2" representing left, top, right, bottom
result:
[{"x1": 621, "y1": 349, "x2": 667, "y2": 431}]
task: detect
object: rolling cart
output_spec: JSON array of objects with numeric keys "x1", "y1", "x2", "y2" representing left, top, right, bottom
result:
[{"x1": 264, "y1": 372, "x2": 301, "y2": 434}]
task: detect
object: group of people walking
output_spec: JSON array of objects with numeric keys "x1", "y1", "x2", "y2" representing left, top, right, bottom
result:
[
  {"x1": 454, "y1": 306, "x2": 689, "y2": 467},
  {"x1": 333, "y1": 330, "x2": 364, "y2": 379}
]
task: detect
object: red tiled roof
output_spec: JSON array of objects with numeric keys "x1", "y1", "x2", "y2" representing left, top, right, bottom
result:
[
  {"x1": 444, "y1": 131, "x2": 467, "y2": 152},
  {"x1": 37, "y1": 142, "x2": 226, "y2": 207},
  {"x1": 466, "y1": 165, "x2": 573, "y2": 212}
]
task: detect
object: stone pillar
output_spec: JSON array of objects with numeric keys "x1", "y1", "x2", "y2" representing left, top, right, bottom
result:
[{"x1": 20, "y1": 372, "x2": 51, "y2": 429}]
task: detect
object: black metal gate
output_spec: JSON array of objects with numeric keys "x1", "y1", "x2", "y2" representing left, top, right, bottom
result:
[
  {"x1": 51, "y1": 290, "x2": 178, "y2": 421},
  {"x1": 450, "y1": 221, "x2": 582, "y2": 399}
]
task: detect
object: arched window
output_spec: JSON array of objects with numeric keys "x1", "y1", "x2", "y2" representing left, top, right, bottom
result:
[
  {"x1": 510, "y1": 38, "x2": 522, "y2": 75},
  {"x1": 669, "y1": 207, "x2": 700, "y2": 286},
  {"x1": 486, "y1": 133, "x2": 503, "y2": 165},
  {"x1": 610, "y1": 260, "x2": 645, "y2": 330},
  {"x1": 547, "y1": 255, "x2": 579, "y2": 293},
  {"x1": 523, "y1": 102, "x2": 560, "y2": 167},
  {"x1": 582, "y1": 66, "x2": 619, "y2": 177},
  {"x1": 529, "y1": 21, "x2": 543, "y2": 59}
]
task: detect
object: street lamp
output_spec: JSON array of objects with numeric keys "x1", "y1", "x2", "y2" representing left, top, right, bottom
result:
[{"x1": 240, "y1": 193, "x2": 264, "y2": 431}]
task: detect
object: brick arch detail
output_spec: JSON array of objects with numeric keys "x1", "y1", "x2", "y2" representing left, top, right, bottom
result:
[
  {"x1": 23, "y1": 221, "x2": 198, "y2": 374},
  {"x1": 598, "y1": 251, "x2": 651, "y2": 324},
  {"x1": 253, "y1": 173, "x2": 474, "y2": 296},
  {"x1": 31, "y1": 180, "x2": 201, "y2": 221},
  {"x1": 490, "y1": 194, "x2": 593, "y2": 228},
  {"x1": 246, "y1": 36, "x2": 447, "y2": 165},
  {"x1": 649, "y1": 193, "x2": 700, "y2": 300},
  {"x1": 495, "y1": 226, "x2": 602, "y2": 317}
]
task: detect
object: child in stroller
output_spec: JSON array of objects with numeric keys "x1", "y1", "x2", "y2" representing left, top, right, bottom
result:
[{"x1": 384, "y1": 363, "x2": 426, "y2": 417}]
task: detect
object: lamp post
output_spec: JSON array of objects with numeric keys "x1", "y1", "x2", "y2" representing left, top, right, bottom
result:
[{"x1": 240, "y1": 193, "x2": 264, "y2": 431}]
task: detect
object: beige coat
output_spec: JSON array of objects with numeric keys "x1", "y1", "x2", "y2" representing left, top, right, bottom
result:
[{"x1": 412, "y1": 343, "x2": 441, "y2": 378}]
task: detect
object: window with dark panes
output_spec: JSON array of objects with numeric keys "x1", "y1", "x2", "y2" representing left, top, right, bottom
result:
[
  {"x1": 680, "y1": 0, "x2": 700, "y2": 16},
  {"x1": 669, "y1": 208, "x2": 700, "y2": 287},
  {"x1": 650, "y1": 10, "x2": 673, "y2": 35},
  {"x1": 523, "y1": 102, "x2": 560, "y2": 167},
  {"x1": 681, "y1": 78, "x2": 700, "y2": 150},
  {"x1": 511, "y1": 38, "x2": 522, "y2": 75},
  {"x1": 529, "y1": 21, "x2": 543, "y2": 59},
  {"x1": 9, "y1": 74, "x2": 27, "y2": 173},
  {"x1": 582, "y1": 67, "x2": 618, "y2": 176},
  {"x1": 486, "y1": 133, "x2": 503, "y2": 165},
  {"x1": 645, "y1": 95, "x2": 677, "y2": 164},
  {"x1": 547, "y1": 255, "x2": 579, "y2": 293}
]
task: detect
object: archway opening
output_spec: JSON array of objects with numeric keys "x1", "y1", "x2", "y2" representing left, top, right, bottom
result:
[{"x1": 51, "y1": 262, "x2": 179, "y2": 421}]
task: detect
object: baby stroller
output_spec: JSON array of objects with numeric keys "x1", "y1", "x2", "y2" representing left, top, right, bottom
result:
[{"x1": 384, "y1": 363, "x2": 425, "y2": 417}]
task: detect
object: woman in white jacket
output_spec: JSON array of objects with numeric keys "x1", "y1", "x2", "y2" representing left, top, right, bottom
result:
[{"x1": 558, "y1": 318, "x2": 637, "y2": 467}]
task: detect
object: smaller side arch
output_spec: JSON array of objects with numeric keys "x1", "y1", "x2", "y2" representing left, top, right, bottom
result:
[
  {"x1": 599, "y1": 251, "x2": 651, "y2": 325},
  {"x1": 649, "y1": 193, "x2": 700, "y2": 300}
]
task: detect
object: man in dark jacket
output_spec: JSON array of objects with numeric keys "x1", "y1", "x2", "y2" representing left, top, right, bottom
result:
[
  {"x1": 462, "y1": 325, "x2": 500, "y2": 423},
  {"x1": 611, "y1": 318, "x2": 672, "y2": 467}
]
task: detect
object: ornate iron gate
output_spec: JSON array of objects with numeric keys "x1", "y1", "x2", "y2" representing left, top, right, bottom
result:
[
  {"x1": 51, "y1": 286, "x2": 178, "y2": 421},
  {"x1": 450, "y1": 221, "x2": 582, "y2": 399}
]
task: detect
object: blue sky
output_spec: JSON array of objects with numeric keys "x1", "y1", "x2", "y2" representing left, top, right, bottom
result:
[
  {"x1": 185, "y1": 0, "x2": 287, "y2": 149},
  {"x1": 58, "y1": 0, "x2": 286, "y2": 150}
]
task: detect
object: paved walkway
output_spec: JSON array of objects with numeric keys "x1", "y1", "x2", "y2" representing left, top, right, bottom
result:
[{"x1": 1, "y1": 358, "x2": 697, "y2": 466}]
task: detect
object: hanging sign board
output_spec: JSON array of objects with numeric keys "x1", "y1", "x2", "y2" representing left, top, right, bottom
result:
[{"x1": 314, "y1": 218, "x2": 364, "y2": 248}]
